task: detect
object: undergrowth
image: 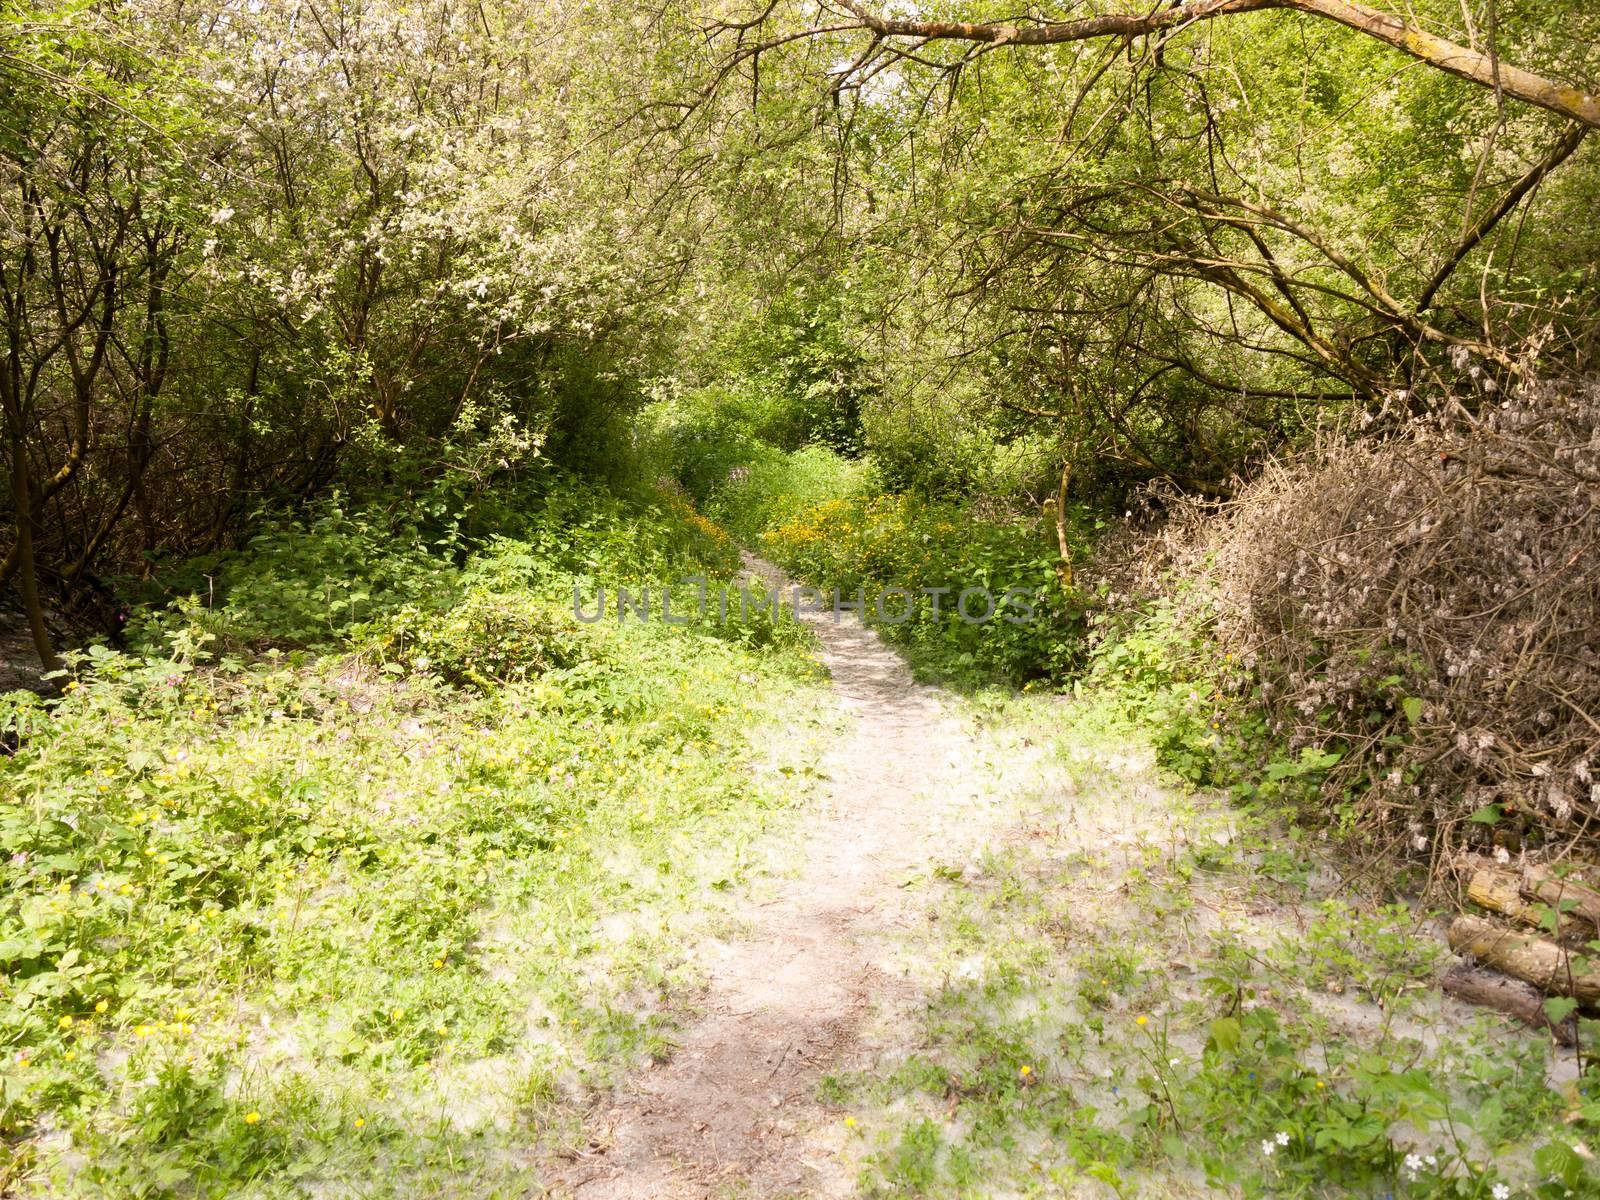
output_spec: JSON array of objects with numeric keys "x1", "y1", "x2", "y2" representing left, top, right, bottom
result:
[
  {"x1": 0, "y1": 469, "x2": 825, "y2": 1195},
  {"x1": 825, "y1": 691, "x2": 1600, "y2": 1200}
]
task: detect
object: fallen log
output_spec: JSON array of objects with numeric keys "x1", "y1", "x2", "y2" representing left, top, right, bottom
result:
[
  {"x1": 1523, "y1": 865, "x2": 1600, "y2": 931},
  {"x1": 1447, "y1": 915, "x2": 1600, "y2": 1003},
  {"x1": 1440, "y1": 963, "x2": 1579, "y2": 1045},
  {"x1": 1466, "y1": 868, "x2": 1588, "y2": 939}
]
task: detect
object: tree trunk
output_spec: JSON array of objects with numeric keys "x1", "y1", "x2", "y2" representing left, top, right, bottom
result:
[
  {"x1": 1440, "y1": 964, "x2": 1578, "y2": 1044},
  {"x1": 8, "y1": 435, "x2": 60, "y2": 675},
  {"x1": 1467, "y1": 868, "x2": 1591, "y2": 939}
]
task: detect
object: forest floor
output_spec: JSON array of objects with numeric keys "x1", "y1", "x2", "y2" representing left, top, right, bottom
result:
[
  {"x1": 546, "y1": 558, "x2": 1565, "y2": 1198},
  {"x1": 5, "y1": 547, "x2": 1575, "y2": 1198}
]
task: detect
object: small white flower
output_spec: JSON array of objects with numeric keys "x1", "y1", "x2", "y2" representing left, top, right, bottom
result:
[
  {"x1": 1275, "y1": 1131, "x2": 1290, "y2": 1146},
  {"x1": 1492, "y1": 1184, "x2": 1511, "y2": 1200},
  {"x1": 1260, "y1": 1139, "x2": 1276, "y2": 1157}
]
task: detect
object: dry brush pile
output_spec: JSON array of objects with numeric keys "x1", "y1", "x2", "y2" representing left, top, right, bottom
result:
[{"x1": 1117, "y1": 375, "x2": 1600, "y2": 884}]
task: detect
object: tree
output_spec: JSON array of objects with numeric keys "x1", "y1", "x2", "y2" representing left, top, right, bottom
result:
[{"x1": 659, "y1": 0, "x2": 1598, "y2": 499}]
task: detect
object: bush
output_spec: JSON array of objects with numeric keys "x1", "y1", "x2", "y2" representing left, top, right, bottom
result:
[
  {"x1": 746, "y1": 488, "x2": 1082, "y2": 685},
  {"x1": 707, "y1": 445, "x2": 875, "y2": 543},
  {"x1": 637, "y1": 385, "x2": 776, "y2": 503},
  {"x1": 861, "y1": 383, "x2": 1057, "y2": 504},
  {"x1": 1087, "y1": 375, "x2": 1600, "y2": 874},
  {"x1": 134, "y1": 497, "x2": 457, "y2": 653},
  {"x1": 131, "y1": 468, "x2": 742, "y2": 663}
]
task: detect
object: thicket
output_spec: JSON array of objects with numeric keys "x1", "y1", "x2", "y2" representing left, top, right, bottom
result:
[
  {"x1": 1070, "y1": 375, "x2": 1600, "y2": 890},
  {"x1": 1, "y1": 2, "x2": 688, "y2": 671}
]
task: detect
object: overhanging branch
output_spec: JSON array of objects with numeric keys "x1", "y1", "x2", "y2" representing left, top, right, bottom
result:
[{"x1": 827, "y1": 0, "x2": 1600, "y2": 130}]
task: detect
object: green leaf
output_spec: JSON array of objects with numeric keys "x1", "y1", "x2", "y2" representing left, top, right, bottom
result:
[
  {"x1": 1208, "y1": 1016, "x2": 1241, "y2": 1054},
  {"x1": 1545, "y1": 996, "x2": 1579, "y2": 1025},
  {"x1": 1469, "y1": 804, "x2": 1503, "y2": 825},
  {"x1": 1401, "y1": 696, "x2": 1422, "y2": 725},
  {"x1": 1533, "y1": 1140, "x2": 1584, "y2": 1188}
]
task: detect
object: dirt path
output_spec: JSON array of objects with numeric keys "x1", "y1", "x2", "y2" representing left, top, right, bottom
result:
[
  {"x1": 557, "y1": 556, "x2": 1015, "y2": 1198},
  {"x1": 543, "y1": 557, "x2": 1525, "y2": 1200}
]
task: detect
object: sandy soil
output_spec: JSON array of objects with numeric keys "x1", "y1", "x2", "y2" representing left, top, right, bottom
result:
[{"x1": 553, "y1": 555, "x2": 1008, "y2": 1198}]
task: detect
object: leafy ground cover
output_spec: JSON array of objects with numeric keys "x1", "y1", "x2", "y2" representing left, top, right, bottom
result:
[
  {"x1": 0, "y1": 473, "x2": 829, "y2": 1196},
  {"x1": 824, "y1": 688, "x2": 1599, "y2": 1200}
]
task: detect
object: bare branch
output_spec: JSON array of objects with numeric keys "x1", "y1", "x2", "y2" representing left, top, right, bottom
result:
[{"x1": 1416, "y1": 122, "x2": 1591, "y2": 312}]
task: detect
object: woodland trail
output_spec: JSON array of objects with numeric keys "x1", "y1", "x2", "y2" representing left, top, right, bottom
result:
[{"x1": 554, "y1": 555, "x2": 1044, "y2": 1198}]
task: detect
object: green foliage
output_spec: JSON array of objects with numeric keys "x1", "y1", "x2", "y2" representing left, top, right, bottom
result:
[
  {"x1": 726, "y1": 479, "x2": 1084, "y2": 687},
  {"x1": 863, "y1": 391, "x2": 1058, "y2": 505},
  {"x1": 636, "y1": 286, "x2": 874, "y2": 505},
  {"x1": 138, "y1": 497, "x2": 456, "y2": 652},
  {"x1": 719, "y1": 290, "x2": 870, "y2": 456},
  {"x1": 638, "y1": 386, "x2": 783, "y2": 504},
  {"x1": 0, "y1": 470, "x2": 819, "y2": 1193},
  {"x1": 706, "y1": 444, "x2": 877, "y2": 541}
]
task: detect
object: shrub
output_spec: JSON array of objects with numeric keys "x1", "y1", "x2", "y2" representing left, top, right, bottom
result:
[
  {"x1": 133, "y1": 497, "x2": 456, "y2": 653},
  {"x1": 707, "y1": 445, "x2": 875, "y2": 543},
  {"x1": 1088, "y1": 375, "x2": 1600, "y2": 874},
  {"x1": 749, "y1": 489, "x2": 1082, "y2": 685}
]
